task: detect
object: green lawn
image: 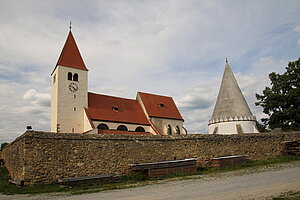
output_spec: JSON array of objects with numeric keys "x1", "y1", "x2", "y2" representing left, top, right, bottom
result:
[{"x1": 0, "y1": 155, "x2": 300, "y2": 195}]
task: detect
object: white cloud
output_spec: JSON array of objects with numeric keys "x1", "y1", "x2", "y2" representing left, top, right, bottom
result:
[
  {"x1": 0, "y1": 1, "x2": 300, "y2": 142},
  {"x1": 294, "y1": 26, "x2": 300, "y2": 33},
  {"x1": 294, "y1": 25, "x2": 300, "y2": 46},
  {"x1": 23, "y1": 89, "x2": 50, "y2": 107}
]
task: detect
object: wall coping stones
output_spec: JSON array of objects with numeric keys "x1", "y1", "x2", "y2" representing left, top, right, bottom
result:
[{"x1": 5, "y1": 130, "x2": 300, "y2": 144}]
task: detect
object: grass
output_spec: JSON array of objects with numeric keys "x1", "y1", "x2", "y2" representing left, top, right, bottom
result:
[
  {"x1": 0, "y1": 155, "x2": 300, "y2": 195},
  {"x1": 196, "y1": 155, "x2": 300, "y2": 175},
  {"x1": 273, "y1": 191, "x2": 300, "y2": 200}
]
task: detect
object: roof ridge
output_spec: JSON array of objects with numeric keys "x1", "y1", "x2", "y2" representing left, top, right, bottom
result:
[
  {"x1": 138, "y1": 91, "x2": 172, "y2": 98},
  {"x1": 88, "y1": 92, "x2": 137, "y2": 102}
]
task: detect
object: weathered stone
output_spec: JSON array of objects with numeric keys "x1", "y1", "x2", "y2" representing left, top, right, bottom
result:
[{"x1": 2, "y1": 130, "x2": 300, "y2": 185}]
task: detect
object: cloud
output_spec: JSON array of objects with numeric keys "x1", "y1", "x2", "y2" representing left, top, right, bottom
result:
[
  {"x1": 294, "y1": 26, "x2": 300, "y2": 33},
  {"x1": 23, "y1": 89, "x2": 50, "y2": 107},
  {"x1": 0, "y1": 1, "x2": 300, "y2": 142},
  {"x1": 294, "y1": 25, "x2": 300, "y2": 46}
]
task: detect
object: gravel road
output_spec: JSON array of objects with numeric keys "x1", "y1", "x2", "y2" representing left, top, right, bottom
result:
[{"x1": 1, "y1": 162, "x2": 300, "y2": 200}]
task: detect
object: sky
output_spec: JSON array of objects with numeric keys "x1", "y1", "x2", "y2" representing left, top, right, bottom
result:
[{"x1": 0, "y1": 0, "x2": 300, "y2": 143}]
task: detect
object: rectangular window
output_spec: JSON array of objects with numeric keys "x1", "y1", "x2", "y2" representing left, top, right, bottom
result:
[
  {"x1": 74, "y1": 107, "x2": 76, "y2": 111},
  {"x1": 56, "y1": 124, "x2": 60, "y2": 133},
  {"x1": 53, "y1": 74, "x2": 56, "y2": 84}
]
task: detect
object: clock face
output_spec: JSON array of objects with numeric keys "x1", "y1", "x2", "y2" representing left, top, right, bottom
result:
[{"x1": 69, "y1": 83, "x2": 78, "y2": 92}]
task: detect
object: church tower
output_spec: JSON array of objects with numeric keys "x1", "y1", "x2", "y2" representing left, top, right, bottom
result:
[
  {"x1": 208, "y1": 60, "x2": 259, "y2": 134},
  {"x1": 51, "y1": 30, "x2": 88, "y2": 133}
]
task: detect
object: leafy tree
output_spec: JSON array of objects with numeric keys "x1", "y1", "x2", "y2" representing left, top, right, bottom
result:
[
  {"x1": 0, "y1": 142, "x2": 9, "y2": 150},
  {"x1": 255, "y1": 57, "x2": 300, "y2": 131},
  {"x1": 255, "y1": 121, "x2": 269, "y2": 133}
]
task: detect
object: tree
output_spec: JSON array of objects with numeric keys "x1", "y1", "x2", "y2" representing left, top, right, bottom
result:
[
  {"x1": 0, "y1": 142, "x2": 9, "y2": 150},
  {"x1": 255, "y1": 57, "x2": 300, "y2": 131}
]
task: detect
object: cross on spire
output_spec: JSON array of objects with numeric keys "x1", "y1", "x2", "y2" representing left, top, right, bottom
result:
[
  {"x1": 226, "y1": 57, "x2": 228, "y2": 63},
  {"x1": 69, "y1": 21, "x2": 72, "y2": 31}
]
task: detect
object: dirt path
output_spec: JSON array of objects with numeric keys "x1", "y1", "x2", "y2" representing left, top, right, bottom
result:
[{"x1": 1, "y1": 162, "x2": 300, "y2": 200}]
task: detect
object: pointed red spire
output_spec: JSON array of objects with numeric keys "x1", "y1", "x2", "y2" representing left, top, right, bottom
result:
[{"x1": 55, "y1": 31, "x2": 88, "y2": 71}]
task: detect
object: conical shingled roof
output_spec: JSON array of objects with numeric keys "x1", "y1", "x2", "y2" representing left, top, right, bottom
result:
[
  {"x1": 210, "y1": 61, "x2": 254, "y2": 123},
  {"x1": 53, "y1": 31, "x2": 88, "y2": 73}
]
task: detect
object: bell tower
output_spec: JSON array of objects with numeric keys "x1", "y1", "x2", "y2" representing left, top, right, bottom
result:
[{"x1": 51, "y1": 30, "x2": 88, "y2": 133}]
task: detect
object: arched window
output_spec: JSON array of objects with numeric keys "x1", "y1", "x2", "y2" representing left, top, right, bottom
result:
[
  {"x1": 135, "y1": 127, "x2": 145, "y2": 132},
  {"x1": 117, "y1": 125, "x2": 128, "y2": 131},
  {"x1": 67, "y1": 72, "x2": 72, "y2": 80},
  {"x1": 73, "y1": 73, "x2": 78, "y2": 81},
  {"x1": 97, "y1": 124, "x2": 109, "y2": 130},
  {"x1": 167, "y1": 125, "x2": 172, "y2": 135},
  {"x1": 176, "y1": 126, "x2": 180, "y2": 134}
]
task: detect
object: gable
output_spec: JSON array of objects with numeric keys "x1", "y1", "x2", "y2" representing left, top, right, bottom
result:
[
  {"x1": 87, "y1": 92, "x2": 150, "y2": 125},
  {"x1": 137, "y1": 92, "x2": 184, "y2": 121}
]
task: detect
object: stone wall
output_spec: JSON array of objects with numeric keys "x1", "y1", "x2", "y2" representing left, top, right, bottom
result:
[
  {"x1": 2, "y1": 135, "x2": 25, "y2": 181},
  {"x1": 3, "y1": 131, "x2": 300, "y2": 185}
]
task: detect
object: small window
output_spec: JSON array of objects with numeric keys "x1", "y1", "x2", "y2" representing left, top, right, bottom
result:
[
  {"x1": 167, "y1": 125, "x2": 172, "y2": 135},
  {"x1": 112, "y1": 106, "x2": 119, "y2": 112},
  {"x1": 67, "y1": 72, "x2": 72, "y2": 80},
  {"x1": 97, "y1": 123, "x2": 109, "y2": 130},
  {"x1": 135, "y1": 127, "x2": 145, "y2": 132},
  {"x1": 53, "y1": 74, "x2": 56, "y2": 84},
  {"x1": 158, "y1": 103, "x2": 164, "y2": 107},
  {"x1": 72, "y1": 128, "x2": 74, "y2": 133},
  {"x1": 56, "y1": 124, "x2": 60, "y2": 133},
  {"x1": 73, "y1": 73, "x2": 78, "y2": 81},
  {"x1": 74, "y1": 107, "x2": 76, "y2": 111},
  {"x1": 74, "y1": 94, "x2": 76, "y2": 99},
  {"x1": 117, "y1": 125, "x2": 128, "y2": 131},
  {"x1": 176, "y1": 126, "x2": 180, "y2": 134}
]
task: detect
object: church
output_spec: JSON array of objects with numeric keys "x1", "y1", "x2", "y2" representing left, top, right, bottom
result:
[{"x1": 50, "y1": 30, "x2": 187, "y2": 136}]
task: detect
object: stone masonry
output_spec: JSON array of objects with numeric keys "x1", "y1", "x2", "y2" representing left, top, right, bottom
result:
[{"x1": 2, "y1": 131, "x2": 300, "y2": 185}]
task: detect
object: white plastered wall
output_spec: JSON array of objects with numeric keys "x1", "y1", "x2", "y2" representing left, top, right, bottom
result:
[
  {"x1": 50, "y1": 65, "x2": 88, "y2": 133},
  {"x1": 136, "y1": 93, "x2": 186, "y2": 135},
  {"x1": 83, "y1": 108, "x2": 93, "y2": 132},
  {"x1": 150, "y1": 117, "x2": 186, "y2": 135},
  {"x1": 91, "y1": 121, "x2": 151, "y2": 132},
  {"x1": 208, "y1": 121, "x2": 259, "y2": 135}
]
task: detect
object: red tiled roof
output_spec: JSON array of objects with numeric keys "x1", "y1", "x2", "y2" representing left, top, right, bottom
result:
[
  {"x1": 87, "y1": 92, "x2": 150, "y2": 125},
  {"x1": 53, "y1": 31, "x2": 88, "y2": 74},
  {"x1": 138, "y1": 92, "x2": 184, "y2": 120}
]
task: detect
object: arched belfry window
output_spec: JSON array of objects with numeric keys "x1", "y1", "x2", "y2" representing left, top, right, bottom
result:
[
  {"x1": 167, "y1": 125, "x2": 172, "y2": 135},
  {"x1": 117, "y1": 125, "x2": 128, "y2": 131},
  {"x1": 73, "y1": 73, "x2": 78, "y2": 81},
  {"x1": 135, "y1": 127, "x2": 145, "y2": 132},
  {"x1": 97, "y1": 123, "x2": 109, "y2": 130},
  {"x1": 176, "y1": 126, "x2": 180, "y2": 135},
  {"x1": 67, "y1": 72, "x2": 72, "y2": 80}
]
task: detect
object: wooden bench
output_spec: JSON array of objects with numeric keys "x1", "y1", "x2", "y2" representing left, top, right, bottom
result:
[
  {"x1": 208, "y1": 155, "x2": 248, "y2": 168},
  {"x1": 130, "y1": 158, "x2": 197, "y2": 178},
  {"x1": 58, "y1": 174, "x2": 121, "y2": 186},
  {"x1": 282, "y1": 140, "x2": 300, "y2": 156}
]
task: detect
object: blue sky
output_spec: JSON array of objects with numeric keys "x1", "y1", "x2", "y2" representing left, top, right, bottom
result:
[{"x1": 0, "y1": 0, "x2": 300, "y2": 143}]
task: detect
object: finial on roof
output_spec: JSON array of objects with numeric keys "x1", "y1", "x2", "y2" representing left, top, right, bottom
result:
[
  {"x1": 69, "y1": 21, "x2": 72, "y2": 31},
  {"x1": 226, "y1": 57, "x2": 228, "y2": 63}
]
